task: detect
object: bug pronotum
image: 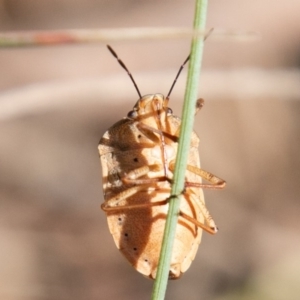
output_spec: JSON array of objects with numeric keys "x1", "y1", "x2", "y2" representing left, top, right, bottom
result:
[{"x1": 98, "y1": 45, "x2": 226, "y2": 279}]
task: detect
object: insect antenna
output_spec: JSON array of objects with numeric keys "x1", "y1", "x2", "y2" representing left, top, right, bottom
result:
[
  {"x1": 166, "y1": 28, "x2": 214, "y2": 100},
  {"x1": 166, "y1": 55, "x2": 190, "y2": 100},
  {"x1": 107, "y1": 45, "x2": 142, "y2": 99}
]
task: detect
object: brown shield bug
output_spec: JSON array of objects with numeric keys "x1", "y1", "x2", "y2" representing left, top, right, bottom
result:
[{"x1": 98, "y1": 45, "x2": 225, "y2": 279}]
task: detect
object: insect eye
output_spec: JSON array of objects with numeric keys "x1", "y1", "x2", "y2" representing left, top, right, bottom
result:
[
  {"x1": 166, "y1": 107, "x2": 173, "y2": 115},
  {"x1": 127, "y1": 110, "x2": 138, "y2": 119}
]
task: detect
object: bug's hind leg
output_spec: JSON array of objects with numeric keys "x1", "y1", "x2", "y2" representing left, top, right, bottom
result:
[
  {"x1": 179, "y1": 187, "x2": 218, "y2": 234},
  {"x1": 179, "y1": 210, "x2": 218, "y2": 235}
]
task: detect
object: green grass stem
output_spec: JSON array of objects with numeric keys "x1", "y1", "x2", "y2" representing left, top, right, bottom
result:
[{"x1": 151, "y1": 0, "x2": 208, "y2": 299}]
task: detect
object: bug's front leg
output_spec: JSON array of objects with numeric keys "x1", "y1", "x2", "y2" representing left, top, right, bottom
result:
[
  {"x1": 195, "y1": 98, "x2": 205, "y2": 115},
  {"x1": 173, "y1": 98, "x2": 205, "y2": 137}
]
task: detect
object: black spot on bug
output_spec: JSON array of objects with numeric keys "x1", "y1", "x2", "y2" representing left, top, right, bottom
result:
[
  {"x1": 118, "y1": 217, "x2": 122, "y2": 221},
  {"x1": 144, "y1": 259, "x2": 148, "y2": 262},
  {"x1": 124, "y1": 233, "x2": 128, "y2": 237},
  {"x1": 133, "y1": 247, "x2": 137, "y2": 251},
  {"x1": 137, "y1": 134, "x2": 142, "y2": 138},
  {"x1": 133, "y1": 158, "x2": 138, "y2": 162}
]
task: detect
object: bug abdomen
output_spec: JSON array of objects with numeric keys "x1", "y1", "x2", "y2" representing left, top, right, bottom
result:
[{"x1": 106, "y1": 186, "x2": 203, "y2": 279}]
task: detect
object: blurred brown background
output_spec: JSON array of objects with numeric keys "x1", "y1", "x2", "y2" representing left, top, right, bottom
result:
[{"x1": 1, "y1": 1, "x2": 300, "y2": 299}]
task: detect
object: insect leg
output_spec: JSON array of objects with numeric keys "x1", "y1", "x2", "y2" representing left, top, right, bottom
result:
[
  {"x1": 172, "y1": 98, "x2": 205, "y2": 138},
  {"x1": 102, "y1": 163, "x2": 171, "y2": 212},
  {"x1": 121, "y1": 164, "x2": 170, "y2": 185},
  {"x1": 179, "y1": 210, "x2": 218, "y2": 235},
  {"x1": 195, "y1": 98, "x2": 205, "y2": 115},
  {"x1": 169, "y1": 161, "x2": 225, "y2": 189},
  {"x1": 178, "y1": 187, "x2": 218, "y2": 234},
  {"x1": 137, "y1": 122, "x2": 178, "y2": 142},
  {"x1": 185, "y1": 165, "x2": 226, "y2": 189},
  {"x1": 169, "y1": 162, "x2": 221, "y2": 232},
  {"x1": 101, "y1": 185, "x2": 169, "y2": 212},
  {"x1": 136, "y1": 121, "x2": 173, "y2": 178}
]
